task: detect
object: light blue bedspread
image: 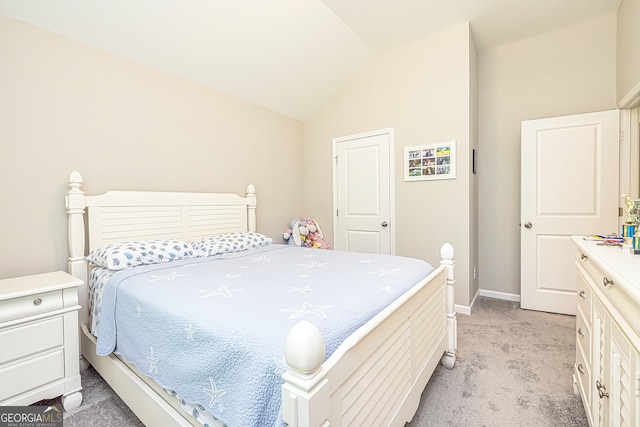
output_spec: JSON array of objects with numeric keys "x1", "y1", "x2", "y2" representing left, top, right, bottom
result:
[{"x1": 96, "y1": 244, "x2": 434, "y2": 426}]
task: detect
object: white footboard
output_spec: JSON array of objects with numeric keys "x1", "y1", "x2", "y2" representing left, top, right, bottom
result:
[{"x1": 282, "y1": 243, "x2": 456, "y2": 427}]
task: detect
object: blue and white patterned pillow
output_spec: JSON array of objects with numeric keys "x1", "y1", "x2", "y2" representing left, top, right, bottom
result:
[
  {"x1": 192, "y1": 232, "x2": 273, "y2": 257},
  {"x1": 87, "y1": 239, "x2": 195, "y2": 270}
]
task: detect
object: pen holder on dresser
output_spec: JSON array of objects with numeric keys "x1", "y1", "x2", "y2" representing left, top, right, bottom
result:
[
  {"x1": 621, "y1": 194, "x2": 640, "y2": 252},
  {"x1": 622, "y1": 223, "x2": 636, "y2": 245},
  {"x1": 625, "y1": 225, "x2": 640, "y2": 254}
]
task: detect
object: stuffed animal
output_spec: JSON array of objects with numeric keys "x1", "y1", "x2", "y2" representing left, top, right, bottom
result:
[{"x1": 283, "y1": 218, "x2": 330, "y2": 249}]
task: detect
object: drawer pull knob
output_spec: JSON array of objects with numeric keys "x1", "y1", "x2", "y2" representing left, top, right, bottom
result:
[
  {"x1": 578, "y1": 328, "x2": 585, "y2": 337},
  {"x1": 580, "y1": 253, "x2": 588, "y2": 261},
  {"x1": 577, "y1": 364, "x2": 585, "y2": 374},
  {"x1": 578, "y1": 290, "x2": 586, "y2": 299},
  {"x1": 596, "y1": 380, "x2": 609, "y2": 399},
  {"x1": 33, "y1": 298, "x2": 42, "y2": 306},
  {"x1": 602, "y1": 277, "x2": 614, "y2": 288}
]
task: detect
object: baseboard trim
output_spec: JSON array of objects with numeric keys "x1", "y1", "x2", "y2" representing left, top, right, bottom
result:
[
  {"x1": 479, "y1": 289, "x2": 521, "y2": 302},
  {"x1": 455, "y1": 289, "x2": 520, "y2": 315},
  {"x1": 454, "y1": 304, "x2": 471, "y2": 316},
  {"x1": 454, "y1": 289, "x2": 479, "y2": 315}
]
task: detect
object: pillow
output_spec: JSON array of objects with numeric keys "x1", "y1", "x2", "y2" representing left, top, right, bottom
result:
[
  {"x1": 192, "y1": 232, "x2": 273, "y2": 257},
  {"x1": 87, "y1": 239, "x2": 195, "y2": 270}
]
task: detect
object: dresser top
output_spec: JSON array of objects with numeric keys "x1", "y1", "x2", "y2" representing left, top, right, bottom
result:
[
  {"x1": 572, "y1": 236, "x2": 640, "y2": 306},
  {"x1": 0, "y1": 271, "x2": 83, "y2": 301}
]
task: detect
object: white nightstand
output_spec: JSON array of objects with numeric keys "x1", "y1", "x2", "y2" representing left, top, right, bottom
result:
[{"x1": 0, "y1": 271, "x2": 83, "y2": 410}]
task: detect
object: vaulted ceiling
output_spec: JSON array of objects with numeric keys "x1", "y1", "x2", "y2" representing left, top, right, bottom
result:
[{"x1": 0, "y1": 0, "x2": 621, "y2": 120}]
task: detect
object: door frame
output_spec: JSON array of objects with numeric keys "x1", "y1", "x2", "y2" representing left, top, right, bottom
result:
[
  {"x1": 618, "y1": 83, "x2": 640, "y2": 219},
  {"x1": 332, "y1": 128, "x2": 395, "y2": 254},
  {"x1": 619, "y1": 108, "x2": 639, "y2": 205}
]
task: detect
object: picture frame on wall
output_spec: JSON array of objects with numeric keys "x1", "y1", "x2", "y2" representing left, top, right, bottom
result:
[{"x1": 404, "y1": 140, "x2": 456, "y2": 181}]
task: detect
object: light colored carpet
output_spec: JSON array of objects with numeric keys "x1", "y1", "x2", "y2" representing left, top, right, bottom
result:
[
  {"x1": 407, "y1": 297, "x2": 588, "y2": 427},
  {"x1": 46, "y1": 297, "x2": 588, "y2": 426},
  {"x1": 37, "y1": 364, "x2": 143, "y2": 427}
]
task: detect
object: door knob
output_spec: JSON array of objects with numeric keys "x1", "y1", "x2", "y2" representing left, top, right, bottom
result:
[
  {"x1": 524, "y1": 222, "x2": 532, "y2": 229},
  {"x1": 381, "y1": 221, "x2": 388, "y2": 227}
]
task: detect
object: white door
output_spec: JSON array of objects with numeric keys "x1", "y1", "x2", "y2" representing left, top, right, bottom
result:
[
  {"x1": 333, "y1": 129, "x2": 394, "y2": 254},
  {"x1": 521, "y1": 110, "x2": 619, "y2": 315}
]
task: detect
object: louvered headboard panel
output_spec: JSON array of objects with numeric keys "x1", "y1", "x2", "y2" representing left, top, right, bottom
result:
[
  {"x1": 188, "y1": 205, "x2": 248, "y2": 240},
  {"x1": 89, "y1": 205, "x2": 184, "y2": 246},
  {"x1": 84, "y1": 190, "x2": 255, "y2": 251}
]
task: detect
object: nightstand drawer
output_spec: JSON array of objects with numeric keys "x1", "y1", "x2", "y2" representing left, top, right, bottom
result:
[
  {"x1": 0, "y1": 350, "x2": 64, "y2": 401},
  {"x1": 0, "y1": 290, "x2": 63, "y2": 324},
  {"x1": 0, "y1": 317, "x2": 64, "y2": 364}
]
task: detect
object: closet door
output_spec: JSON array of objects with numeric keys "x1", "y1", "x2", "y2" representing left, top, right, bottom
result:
[{"x1": 333, "y1": 129, "x2": 394, "y2": 254}]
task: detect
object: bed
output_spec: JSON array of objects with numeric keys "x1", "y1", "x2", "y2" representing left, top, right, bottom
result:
[{"x1": 65, "y1": 170, "x2": 457, "y2": 427}]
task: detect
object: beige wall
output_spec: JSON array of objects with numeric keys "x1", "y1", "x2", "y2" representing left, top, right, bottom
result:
[
  {"x1": 478, "y1": 14, "x2": 617, "y2": 298},
  {"x1": 304, "y1": 23, "x2": 475, "y2": 307},
  {"x1": 617, "y1": 0, "x2": 640, "y2": 104},
  {"x1": 0, "y1": 15, "x2": 305, "y2": 279}
]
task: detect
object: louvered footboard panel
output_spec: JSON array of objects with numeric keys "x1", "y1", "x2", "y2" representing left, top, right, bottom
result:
[
  {"x1": 340, "y1": 320, "x2": 412, "y2": 426},
  {"x1": 325, "y1": 269, "x2": 449, "y2": 427},
  {"x1": 413, "y1": 283, "x2": 447, "y2": 368}
]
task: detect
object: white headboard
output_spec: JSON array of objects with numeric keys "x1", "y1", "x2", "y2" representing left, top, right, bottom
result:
[{"x1": 65, "y1": 170, "x2": 257, "y2": 327}]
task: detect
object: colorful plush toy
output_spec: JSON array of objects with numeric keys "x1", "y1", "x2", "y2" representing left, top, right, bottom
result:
[{"x1": 283, "y1": 218, "x2": 330, "y2": 249}]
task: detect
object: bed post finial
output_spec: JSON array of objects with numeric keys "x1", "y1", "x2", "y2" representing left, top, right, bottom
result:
[
  {"x1": 69, "y1": 170, "x2": 83, "y2": 189},
  {"x1": 440, "y1": 242, "x2": 454, "y2": 261},
  {"x1": 281, "y1": 320, "x2": 330, "y2": 426},
  {"x1": 246, "y1": 184, "x2": 257, "y2": 232},
  {"x1": 66, "y1": 171, "x2": 86, "y2": 282},
  {"x1": 285, "y1": 320, "x2": 325, "y2": 375},
  {"x1": 440, "y1": 242, "x2": 456, "y2": 369}
]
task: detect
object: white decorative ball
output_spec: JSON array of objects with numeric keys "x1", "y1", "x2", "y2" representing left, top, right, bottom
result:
[{"x1": 285, "y1": 320, "x2": 325, "y2": 374}]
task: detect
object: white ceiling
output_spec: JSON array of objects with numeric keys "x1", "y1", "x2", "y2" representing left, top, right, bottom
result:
[{"x1": 0, "y1": 0, "x2": 621, "y2": 120}]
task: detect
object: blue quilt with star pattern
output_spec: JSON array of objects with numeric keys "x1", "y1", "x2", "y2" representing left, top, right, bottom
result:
[{"x1": 95, "y1": 244, "x2": 434, "y2": 427}]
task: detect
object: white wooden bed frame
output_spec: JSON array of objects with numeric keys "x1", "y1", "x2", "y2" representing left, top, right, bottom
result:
[{"x1": 65, "y1": 170, "x2": 457, "y2": 427}]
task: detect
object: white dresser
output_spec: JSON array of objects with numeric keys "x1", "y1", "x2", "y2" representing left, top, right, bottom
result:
[
  {"x1": 572, "y1": 236, "x2": 640, "y2": 427},
  {"x1": 0, "y1": 271, "x2": 83, "y2": 410}
]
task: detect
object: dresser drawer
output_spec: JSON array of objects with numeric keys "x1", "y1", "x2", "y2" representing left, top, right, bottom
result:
[
  {"x1": 575, "y1": 341, "x2": 591, "y2": 409},
  {"x1": 576, "y1": 250, "x2": 603, "y2": 288},
  {"x1": 0, "y1": 290, "x2": 63, "y2": 324},
  {"x1": 576, "y1": 309, "x2": 591, "y2": 365},
  {"x1": 0, "y1": 350, "x2": 64, "y2": 401},
  {"x1": 0, "y1": 317, "x2": 64, "y2": 365},
  {"x1": 576, "y1": 271, "x2": 591, "y2": 322}
]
